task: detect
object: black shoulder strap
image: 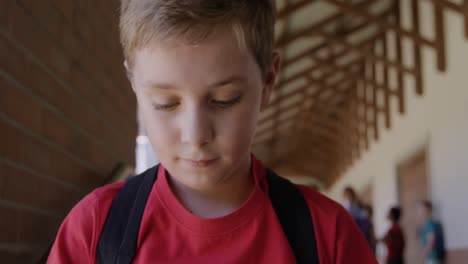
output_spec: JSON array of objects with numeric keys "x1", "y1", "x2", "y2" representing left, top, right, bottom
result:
[
  {"x1": 97, "y1": 166, "x2": 319, "y2": 264},
  {"x1": 97, "y1": 165, "x2": 159, "y2": 264},
  {"x1": 266, "y1": 169, "x2": 319, "y2": 264}
]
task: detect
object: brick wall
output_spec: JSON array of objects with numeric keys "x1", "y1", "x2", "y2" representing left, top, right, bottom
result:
[{"x1": 0, "y1": 1, "x2": 137, "y2": 262}]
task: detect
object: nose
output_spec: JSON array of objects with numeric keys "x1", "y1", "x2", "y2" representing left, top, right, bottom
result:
[{"x1": 180, "y1": 105, "x2": 214, "y2": 147}]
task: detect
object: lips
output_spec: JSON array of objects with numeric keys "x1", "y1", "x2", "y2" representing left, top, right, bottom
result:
[{"x1": 181, "y1": 157, "x2": 219, "y2": 168}]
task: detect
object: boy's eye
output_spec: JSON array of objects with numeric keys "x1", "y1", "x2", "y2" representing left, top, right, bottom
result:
[
  {"x1": 212, "y1": 96, "x2": 242, "y2": 107},
  {"x1": 152, "y1": 102, "x2": 178, "y2": 111},
  {"x1": 151, "y1": 96, "x2": 241, "y2": 111}
]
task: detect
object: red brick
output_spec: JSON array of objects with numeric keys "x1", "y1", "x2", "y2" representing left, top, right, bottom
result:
[
  {"x1": 42, "y1": 111, "x2": 73, "y2": 147},
  {"x1": 53, "y1": 0, "x2": 75, "y2": 22},
  {"x1": 3, "y1": 85, "x2": 43, "y2": 135},
  {"x1": 7, "y1": 4, "x2": 48, "y2": 60},
  {"x1": 39, "y1": 181, "x2": 82, "y2": 215},
  {"x1": 18, "y1": 210, "x2": 60, "y2": 244},
  {"x1": 7, "y1": 5, "x2": 72, "y2": 85},
  {"x1": 21, "y1": 136, "x2": 51, "y2": 173},
  {"x1": 68, "y1": 132, "x2": 88, "y2": 160},
  {"x1": 1, "y1": 164, "x2": 41, "y2": 207},
  {"x1": 0, "y1": 35, "x2": 28, "y2": 81},
  {"x1": 6, "y1": 6, "x2": 68, "y2": 85},
  {"x1": 0, "y1": 205, "x2": 20, "y2": 243},
  {"x1": 0, "y1": 249, "x2": 39, "y2": 264},
  {"x1": 86, "y1": 142, "x2": 115, "y2": 173},
  {"x1": 0, "y1": 78, "x2": 5, "y2": 111},
  {"x1": 48, "y1": 150, "x2": 100, "y2": 189},
  {"x1": 40, "y1": 2, "x2": 62, "y2": 39},
  {"x1": 19, "y1": 0, "x2": 62, "y2": 40},
  {"x1": 0, "y1": 119, "x2": 24, "y2": 162},
  {"x1": 48, "y1": 151, "x2": 72, "y2": 181},
  {"x1": 61, "y1": 24, "x2": 84, "y2": 60},
  {"x1": 0, "y1": 162, "x2": 3, "y2": 193},
  {"x1": 75, "y1": 13, "x2": 93, "y2": 44},
  {"x1": 30, "y1": 69, "x2": 70, "y2": 116},
  {"x1": 76, "y1": 167, "x2": 103, "y2": 189},
  {"x1": 70, "y1": 72, "x2": 103, "y2": 115},
  {"x1": 0, "y1": 1, "x2": 137, "y2": 255},
  {"x1": 48, "y1": 44, "x2": 71, "y2": 81},
  {"x1": 0, "y1": 1, "x2": 14, "y2": 26},
  {"x1": 36, "y1": 177, "x2": 82, "y2": 214}
]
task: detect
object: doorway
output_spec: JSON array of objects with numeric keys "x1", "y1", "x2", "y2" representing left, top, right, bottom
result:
[{"x1": 397, "y1": 149, "x2": 429, "y2": 264}]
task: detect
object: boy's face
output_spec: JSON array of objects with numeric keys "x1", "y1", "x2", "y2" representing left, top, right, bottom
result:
[
  {"x1": 129, "y1": 28, "x2": 279, "y2": 191},
  {"x1": 417, "y1": 204, "x2": 430, "y2": 222}
]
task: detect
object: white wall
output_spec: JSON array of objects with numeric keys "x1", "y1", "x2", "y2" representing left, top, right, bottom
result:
[
  {"x1": 327, "y1": 3, "x2": 468, "y2": 252},
  {"x1": 135, "y1": 112, "x2": 159, "y2": 174}
]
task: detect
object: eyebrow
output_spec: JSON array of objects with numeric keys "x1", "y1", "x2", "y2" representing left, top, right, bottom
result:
[
  {"x1": 209, "y1": 76, "x2": 246, "y2": 88},
  {"x1": 142, "y1": 76, "x2": 246, "y2": 90}
]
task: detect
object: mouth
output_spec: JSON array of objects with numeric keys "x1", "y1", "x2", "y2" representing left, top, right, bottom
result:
[{"x1": 180, "y1": 157, "x2": 219, "y2": 168}]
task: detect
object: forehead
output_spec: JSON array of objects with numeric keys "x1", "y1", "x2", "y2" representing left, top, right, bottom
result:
[{"x1": 132, "y1": 28, "x2": 261, "y2": 89}]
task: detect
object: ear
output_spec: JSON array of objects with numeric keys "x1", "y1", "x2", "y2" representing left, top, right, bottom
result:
[
  {"x1": 260, "y1": 51, "x2": 281, "y2": 111},
  {"x1": 124, "y1": 60, "x2": 137, "y2": 93}
]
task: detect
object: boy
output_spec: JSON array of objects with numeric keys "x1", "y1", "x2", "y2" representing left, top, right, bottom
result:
[
  {"x1": 383, "y1": 207, "x2": 405, "y2": 264},
  {"x1": 48, "y1": 1, "x2": 376, "y2": 263},
  {"x1": 418, "y1": 201, "x2": 446, "y2": 264}
]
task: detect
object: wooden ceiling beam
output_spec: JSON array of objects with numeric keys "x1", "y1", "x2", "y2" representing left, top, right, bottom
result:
[
  {"x1": 301, "y1": 148, "x2": 335, "y2": 163},
  {"x1": 464, "y1": 0, "x2": 468, "y2": 38},
  {"x1": 271, "y1": 0, "x2": 295, "y2": 153},
  {"x1": 303, "y1": 125, "x2": 341, "y2": 144},
  {"x1": 281, "y1": 159, "x2": 329, "y2": 179},
  {"x1": 282, "y1": 6, "x2": 383, "y2": 68},
  {"x1": 276, "y1": 0, "x2": 375, "y2": 47},
  {"x1": 304, "y1": 37, "x2": 400, "y2": 101},
  {"x1": 411, "y1": 0, "x2": 423, "y2": 95},
  {"x1": 268, "y1": 84, "x2": 311, "y2": 110},
  {"x1": 297, "y1": 138, "x2": 341, "y2": 160},
  {"x1": 395, "y1": 0, "x2": 405, "y2": 114},
  {"x1": 259, "y1": 60, "x2": 361, "y2": 127},
  {"x1": 371, "y1": 51, "x2": 379, "y2": 140},
  {"x1": 382, "y1": 35, "x2": 391, "y2": 129},
  {"x1": 430, "y1": 0, "x2": 464, "y2": 13},
  {"x1": 301, "y1": 109, "x2": 356, "y2": 154},
  {"x1": 287, "y1": 150, "x2": 333, "y2": 167},
  {"x1": 315, "y1": 29, "x2": 414, "y2": 76},
  {"x1": 257, "y1": 72, "x2": 357, "y2": 134},
  {"x1": 302, "y1": 125, "x2": 346, "y2": 148},
  {"x1": 350, "y1": 88, "x2": 362, "y2": 160},
  {"x1": 264, "y1": 102, "x2": 352, "y2": 157},
  {"x1": 294, "y1": 138, "x2": 337, "y2": 158},
  {"x1": 261, "y1": 78, "x2": 356, "y2": 143},
  {"x1": 324, "y1": 0, "x2": 435, "y2": 47},
  {"x1": 307, "y1": 89, "x2": 358, "y2": 152},
  {"x1": 257, "y1": 101, "x2": 301, "y2": 128},
  {"x1": 254, "y1": 115, "x2": 298, "y2": 141},
  {"x1": 277, "y1": 0, "x2": 317, "y2": 19},
  {"x1": 304, "y1": 113, "x2": 350, "y2": 144},
  {"x1": 277, "y1": 32, "x2": 412, "y2": 91},
  {"x1": 433, "y1": 1, "x2": 447, "y2": 71}
]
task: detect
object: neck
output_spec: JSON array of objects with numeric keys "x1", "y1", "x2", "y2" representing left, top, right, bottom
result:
[{"x1": 168, "y1": 158, "x2": 254, "y2": 218}]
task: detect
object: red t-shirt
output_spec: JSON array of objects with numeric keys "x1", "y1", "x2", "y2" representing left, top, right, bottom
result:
[
  {"x1": 48, "y1": 156, "x2": 376, "y2": 263},
  {"x1": 384, "y1": 224, "x2": 405, "y2": 260}
]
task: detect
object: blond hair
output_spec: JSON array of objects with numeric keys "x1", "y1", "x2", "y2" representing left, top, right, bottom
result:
[{"x1": 119, "y1": 0, "x2": 276, "y2": 76}]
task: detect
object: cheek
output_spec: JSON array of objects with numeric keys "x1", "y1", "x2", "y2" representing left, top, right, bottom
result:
[
  {"x1": 138, "y1": 102, "x2": 178, "y2": 153},
  {"x1": 216, "y1": 101, "x2": 260, "y2": 150}
]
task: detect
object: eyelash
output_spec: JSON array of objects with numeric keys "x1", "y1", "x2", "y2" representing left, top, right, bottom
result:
[
  {"x1": 152, "y1": 96, "x2": 242, "y2": 111},
  {"x1": 152, "y1": 103, "x2": 178, "y2": 111},
  {"x1": 212, "y1": 96, "x2": 242, "y2": 107}
]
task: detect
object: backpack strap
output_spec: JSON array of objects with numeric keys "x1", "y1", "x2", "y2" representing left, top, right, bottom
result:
[
  {"x1": 97, "y1": 166, "x2": 319, "y2": 264},
  {"x1": 266, "y1": 169, "x2": 319, "y2": 264},
  {"x1": 97, "y1": 165, "x2": 159, "y2": 264}
]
